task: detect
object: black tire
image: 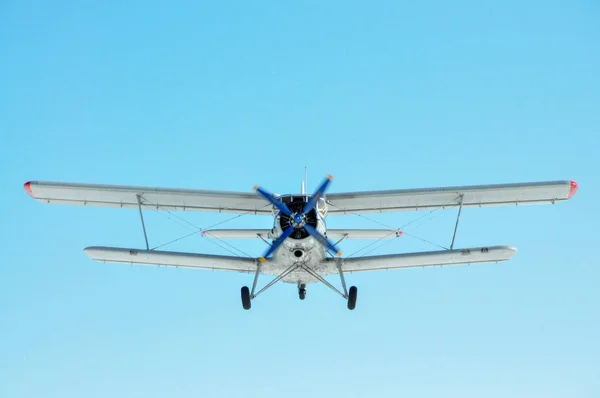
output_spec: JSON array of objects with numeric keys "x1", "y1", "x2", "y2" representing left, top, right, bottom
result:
[
  {"x1": 241, "y1": 286, "x2": 251, "y2": 310},
  {"x1": 347, "y1": 286, "x2": 358, "y2": 310},
  {"x1": 299, "y1": 289, "x2": 306, "y2": 300}
]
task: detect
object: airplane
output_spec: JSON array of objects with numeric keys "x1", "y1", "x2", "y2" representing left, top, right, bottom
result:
[{"x1": 23, "y1": 176, "x2": 578, "y2": 310}]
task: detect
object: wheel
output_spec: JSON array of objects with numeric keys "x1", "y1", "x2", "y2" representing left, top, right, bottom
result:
[
  {"x1": 299, "y1": 288, "x2": 306, "y2": 300},
  {"x1": 298, "y1": 283, "x2": 306, "y2": 300},
  {"x1": 347, "y1": 286, "x2": 357, "y2": 310},
  {"x1": 241, "y1": 286, "x2": 251, "y2": 310}
]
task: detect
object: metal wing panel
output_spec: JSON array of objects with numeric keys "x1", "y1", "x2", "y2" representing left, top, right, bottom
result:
[
  {"x1": 84, "y1": 246, "x2": 260, "y2": 273},
  {"x1": 325, "y1": 180, "x2": 577, "y2": 214},
  {"x1": 202, "y1": 229, "x2": 402, "y2": 240},
  {"x1": 326, "y1": 229, "x2": 402, "y2": 240},
  {"x1": 333, "y1": 246, "x2": 517, "y2": 273},
  {"x1": 25, "y1": 181, "x2": 271, "y2": 215},
  {"x1": 202, "y1": 229, "x2": 274, "y2": 239}
]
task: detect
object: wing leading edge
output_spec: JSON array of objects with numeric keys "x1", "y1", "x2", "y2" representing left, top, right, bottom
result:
[
  {"x1": 25, "y1": 180, "x2": 578, "y2": 216},
  {"x1": 86, "y1": 246, "x2": 515, "y2": 276},
  {"x1": 84, "y1": 247, "x2": 260, "y2": 273},
  {"x1": 326, "y1": 180, "x2": 578, "y2": 214},
  {"x1": 329, "y1": 246, "x2": 517, "y2": 273},
  {"x1": 24, "y1": 181, "x2": 271, "y2": 215}
]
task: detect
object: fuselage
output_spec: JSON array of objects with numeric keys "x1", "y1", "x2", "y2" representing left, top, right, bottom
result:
[{"x1": 269, "y1": 194, "x2": 330, "y2": 285}]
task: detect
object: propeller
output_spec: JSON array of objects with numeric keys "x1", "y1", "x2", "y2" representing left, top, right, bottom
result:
[{"x1": 254, "y1": 175, "x2": 342, "y2": 262}]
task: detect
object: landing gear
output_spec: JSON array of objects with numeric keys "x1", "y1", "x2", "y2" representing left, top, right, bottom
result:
[
  {"x1": 240, "y1": 259, "x2": 357, "y2": 310},
  {"x1": 241, "y1": 286, "x2": 251, "y2": 310},
  {"x1": 347, "y1": 286, "x2": 358, "y2": 310},
  {"x1": 298, "y1": 283, "x2": 306, "y2": 300},
  {"x1": 241, "y1": 262, "x2": 300, "y2": 310},
  {"x1": 297, "y1": 262, "x2": 357, "y2": 310}
]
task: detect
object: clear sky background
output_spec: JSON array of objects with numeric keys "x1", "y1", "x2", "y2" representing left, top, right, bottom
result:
[{"x1": 1, "y1": 1, "x2": 599, "y2": 397}]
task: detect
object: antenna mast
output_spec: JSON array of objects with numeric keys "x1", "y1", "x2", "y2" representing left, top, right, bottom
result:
[
  {"x1": 304, "y1": 166, "x2": 308, "y2": 192},
  {"x1": 301, "y1": 166, "x2": 307, "y2": 196}
]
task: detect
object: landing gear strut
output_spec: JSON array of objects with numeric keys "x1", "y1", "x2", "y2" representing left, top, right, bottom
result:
[
  {"x1": 296, "y1": 262, "x2": 358, "y2": 310},
  {"x1": 298, "y1": 283, "x2": 306, "y2": 300},
  {"x1": 241, "y1": 262, "x2": 300, "y2": 310}
]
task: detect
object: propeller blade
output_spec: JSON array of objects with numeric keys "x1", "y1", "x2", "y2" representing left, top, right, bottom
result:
[
  {"x1": 304, "y1": 224, "x2": 342, "y2": 257},
  {"x1": 259, "y1": 226, "x2": 294, "y2": 262},
  {"x1": 254, "y1": 185, "x2": 293, "y2": 216},
  {"x1": 303, "y1": 175, "x2": 333, "y2": 214}
]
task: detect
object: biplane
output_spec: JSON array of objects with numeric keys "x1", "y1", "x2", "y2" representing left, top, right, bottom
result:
[{"x1": 24, "y1": 177, "x2": 578, "y2": 310}]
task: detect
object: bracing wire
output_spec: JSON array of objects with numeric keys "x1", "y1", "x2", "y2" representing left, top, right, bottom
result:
[
  {"x1": 137, "y1": 192, "x2": 461, "y2": 258},
  {"x1": 358, "y1": 236, "x2": 398, "y2": 257},
  {"x1": 401, "y1": 231, "x2": 449, "y2": 250},
  {"x1": 326, "y1": 201, "x2": 458, "y2": 252},
  {"x1": 140, "y1": 203, "x2": 200, "y2": 232},
  {"x1": 345, "y1": 231, "x2": 397, "y2": 258},
  {"x1": 138, "y1": 195, "x2": 270, "y2": 255},
  {"x1": 203, "y1": 235, "x2": 252, "y2": 258},
  {"x1": 205, "y1": 234, "x2": 254, "y2": 258}
]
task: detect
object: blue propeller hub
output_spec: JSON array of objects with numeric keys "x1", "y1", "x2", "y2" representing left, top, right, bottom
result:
[{"x1": 292, "y1": 214, "x2": 304, "y2": 226}]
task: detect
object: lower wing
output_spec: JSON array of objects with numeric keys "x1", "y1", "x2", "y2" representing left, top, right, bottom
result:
[
  {"x1": 84, "y1": 247, "x2": 259, "y2": 273},
  {"x1": 328, "y1": 246, "x2": 517, "y2": 273}
]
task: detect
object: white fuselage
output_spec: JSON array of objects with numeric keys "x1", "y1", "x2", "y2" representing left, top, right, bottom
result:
[{"x1": 268, "y1": 196, "x2": 331, "y2": 285}]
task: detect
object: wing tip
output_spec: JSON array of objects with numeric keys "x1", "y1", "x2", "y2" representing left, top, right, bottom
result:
[
  {"x1": 24, "y1": 181, "x2": 34, "y2": 198},
  {"x1": 83, "y1": 247, "x2": 97, "y2": 259},
  {"x1": 568, "y1": 180, "x2": 578, "y2": 199},
  {"x1": 84, "y1": 246, "x2": 105, "y2": 254}
]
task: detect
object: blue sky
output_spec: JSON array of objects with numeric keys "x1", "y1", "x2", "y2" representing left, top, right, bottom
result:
[{"x1": 1, "y1": 1, "x2": 598, "y2": 397}]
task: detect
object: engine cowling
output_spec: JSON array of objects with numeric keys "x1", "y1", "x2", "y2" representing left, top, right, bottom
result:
[{"x1": 279, "y1": 196, "x2": 318, "y2": 240}]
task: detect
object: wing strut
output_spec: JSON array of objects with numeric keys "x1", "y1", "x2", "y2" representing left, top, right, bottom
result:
[
  {"x1": 136, "y1": 195, "x2": 150, "y2": 250},
  {"x1": 336, "y1": 261, "x2": 349, "y2": 298},
  {"x1": 450, "y1": 194, "x2": 464, "y2": 250},
  {"x1": 250, "y1": 261, "x2": 262, "y2": 298}
]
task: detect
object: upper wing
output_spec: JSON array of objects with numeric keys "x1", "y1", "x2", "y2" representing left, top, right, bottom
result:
[
  {"x1": 84, "y1": 246, "x2": 260, "y2": 273},
  {"x1": 25, "y1": 179, "x2": 578, "y2": 216},
  {"x1": 325, "y1": 180, "x2": 578, "y2": 214},
  {"x1": 330, "y1": 246, "x2": 517, "y2": 273},
  {"x1": 24, "y1": 181, "x2": 271, "y2": 215}
]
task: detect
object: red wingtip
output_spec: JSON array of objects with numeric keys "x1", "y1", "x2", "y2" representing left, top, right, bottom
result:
[
  {"x1": 568, "y1": 180, "x2": 578, "y2": 199},
  {"x1": 24, "y1": 182, "x2": 34, "y2": 198}
]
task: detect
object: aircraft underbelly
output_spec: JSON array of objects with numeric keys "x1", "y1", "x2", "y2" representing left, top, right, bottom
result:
[{"x1": 269, "y1": 236, "x2": 331, "y2": 284}]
